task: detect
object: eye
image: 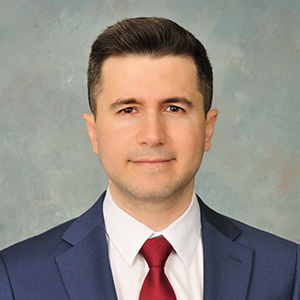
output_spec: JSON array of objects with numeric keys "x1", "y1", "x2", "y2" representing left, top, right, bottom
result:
[
  {"x1": 119, "y1": 107, "x2": 137, "y2": 114},
  {"x1": 165, "y1": 105, "x2": 184, "y2": 113}
]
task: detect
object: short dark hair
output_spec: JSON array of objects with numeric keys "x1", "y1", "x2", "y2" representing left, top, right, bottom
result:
[{"x1": 88, "y1": 17, "x2": 213, "y2": 117}]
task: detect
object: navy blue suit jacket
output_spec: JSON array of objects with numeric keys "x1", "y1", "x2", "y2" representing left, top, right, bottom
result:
[{"x1": 1, "y1": 192, "x2": 299, "y2": 299}]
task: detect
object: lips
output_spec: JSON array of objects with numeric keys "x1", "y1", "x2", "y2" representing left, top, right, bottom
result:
[
  {"x1": 132, "y1": 159, "x2": 173, "y2": 164},
  {"x1": 129, "y1": 158, "x2": 175, "y2": 168},
  {"x1": 127, "y1": 151, "x2": 176, "y2": 165}
]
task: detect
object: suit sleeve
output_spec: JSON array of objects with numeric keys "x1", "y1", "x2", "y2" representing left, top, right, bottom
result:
[
  {"x1": 292, "y1": 244, "x2": 300, "y2": 300},
  {"x1": 0, "y1": 253, "x2": 14, "y2": 300}
]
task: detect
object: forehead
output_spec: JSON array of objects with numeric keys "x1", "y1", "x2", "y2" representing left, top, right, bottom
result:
[{"x1": 99, "y1": 54, "x2": 200, "y2": 99}]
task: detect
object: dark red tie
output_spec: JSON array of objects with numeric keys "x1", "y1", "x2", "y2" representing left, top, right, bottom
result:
[{"x1": 139, "y1": 237, "x2": 177, "y2": 300}]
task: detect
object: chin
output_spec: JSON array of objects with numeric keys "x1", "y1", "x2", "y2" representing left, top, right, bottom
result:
[{"x1": 124, "y1": 181, "x2": 185, "y2": 202}]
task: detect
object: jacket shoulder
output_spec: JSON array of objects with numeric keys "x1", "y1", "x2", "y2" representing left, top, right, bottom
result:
[
  {"x1": 1, "y1": 219, "x2": 74, "y2": 265},
  {"x1": 226, "y1": 215, "x2": 298, "y2": 251},
  {"x1": 199, "y1": 196, "x2": 298, "y2": 250}
]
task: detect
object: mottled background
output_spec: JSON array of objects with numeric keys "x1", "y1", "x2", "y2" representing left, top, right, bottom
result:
[{"x1": 1, "y1": 0, "x2": 299, "y2": 249}]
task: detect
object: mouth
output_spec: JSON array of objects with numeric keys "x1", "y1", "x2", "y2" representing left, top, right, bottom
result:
[{"x1": 130, "y1": 158, "x2": 174, "y2": 166}]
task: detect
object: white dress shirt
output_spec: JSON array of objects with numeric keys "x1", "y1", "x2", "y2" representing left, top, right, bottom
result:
[{"x1": 103, "y1": 188, "x2": 203, "y2": 300}]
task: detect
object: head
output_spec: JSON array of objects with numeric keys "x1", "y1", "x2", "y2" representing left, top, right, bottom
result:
[
  {"x1": 88, "y1": 17, "x2": 213, "y2": 119},
  {"x1": 84, "y1": 18, "x2": 218, "y2": 226}
]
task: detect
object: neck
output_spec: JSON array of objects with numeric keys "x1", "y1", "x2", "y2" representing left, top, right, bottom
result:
[{"x1": 108, "y1": 184, "x2": 194, "y2": 231}]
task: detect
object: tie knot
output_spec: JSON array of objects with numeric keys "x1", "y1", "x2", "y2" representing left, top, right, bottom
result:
[{"x1": 140, "y1": 237, "x2": 173, "y2": 268}]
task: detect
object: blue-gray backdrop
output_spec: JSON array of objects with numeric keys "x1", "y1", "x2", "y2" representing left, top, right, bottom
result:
[{"x1": 1, "y1": 0, "x2": 299, "y2": 249}]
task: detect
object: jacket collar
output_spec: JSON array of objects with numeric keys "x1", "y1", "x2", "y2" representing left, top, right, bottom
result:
[
  {"x1": 198, "y1": 197, "x2": 254, "y2": 300},
  {"x1": 55, "y1": 191, "x2": 118, "y2": 300}
]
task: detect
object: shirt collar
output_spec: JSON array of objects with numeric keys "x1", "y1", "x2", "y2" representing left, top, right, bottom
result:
[{"x1": 103, "y1": 188, "x2": 201, "y2": 267}]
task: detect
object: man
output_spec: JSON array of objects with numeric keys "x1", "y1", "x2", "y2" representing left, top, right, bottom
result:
[{"x1": 0, "y1": 17, "x2": 299, "y2": 300}]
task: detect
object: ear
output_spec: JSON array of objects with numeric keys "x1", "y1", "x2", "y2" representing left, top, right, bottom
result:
[
  {"x1": 82, "y1": 113, "x2": 99, "y2": 154},
  {"x1": 204, "y1": 108, "x2": 218, "y2": 152}
]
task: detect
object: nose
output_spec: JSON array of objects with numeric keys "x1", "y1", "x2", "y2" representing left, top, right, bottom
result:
[{"x1": 136, "y1": 112, "x2": 167, "y2": 147}]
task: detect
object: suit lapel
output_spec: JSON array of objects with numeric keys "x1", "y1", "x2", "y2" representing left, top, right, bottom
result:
[
  {"x1": 55, "y1": 192, "x2": 117, "y2": 300},
  {"x1": 199, "y1": 198, "x2": 254, "y2": 300}
]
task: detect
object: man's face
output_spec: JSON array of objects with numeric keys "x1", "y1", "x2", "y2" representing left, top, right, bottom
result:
[{"x1": 84, "y1": 55, "x2": 217, "y2": 206}]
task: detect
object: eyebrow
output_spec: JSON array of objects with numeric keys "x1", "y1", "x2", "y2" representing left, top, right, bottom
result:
[
  {"x1": 110, "y1": 98, "x2": 139, "y2": 110},
  {"x1": 163, "y1": 97, "x2": 194, "y2": 108},
  {"x1": 110, "y1": 97, "x2": 194, "y2": 110}
]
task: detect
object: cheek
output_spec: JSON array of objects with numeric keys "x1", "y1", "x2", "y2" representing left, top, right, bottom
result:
[
  {"x1": 97, "y1": 126, "x2": 131, "y2": 166},
  {"x1": 179, "y1": 122, "x2": 205, "y2": 147},
  {"x1": 175, "y1": 125, "x2": 206, "y2": 162}
]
